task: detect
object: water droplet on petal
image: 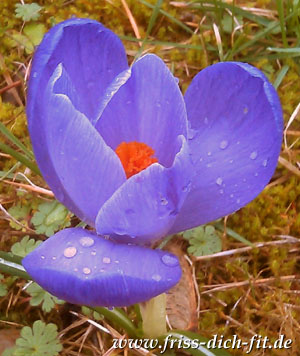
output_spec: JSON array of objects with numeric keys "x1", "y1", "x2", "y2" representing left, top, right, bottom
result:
[
  {"x1": 219, "y1": 189, "x2": 224, "y2": 194},
  {"x1": 216, "y1": 177, "x2": 223, "y2": 186},
  {"x1": 41, "y1": 255, "x2": 45, "y2": 260},
  {"x1": 152, "y1": 274, "x2": 161, "y2": 281},
  {"x1": 229, "y1": 159, "x2": 233, "y2": 164},
  {"x1": 80, "y1": 236, "x2": 95, "y2": 247},
  {"x1": 103, "y1": 257, "x2": 111, "y2": 264},
  {"x1": 161, "y1": 254, "x2": 179, "y2": 267},
  {"x1": 52, "y1": 256, "x2": 57, "y2": 260},
  {"x1": 74, "y1": 268, "x2": 78, "y2": 272},
  {"x1": 254, "y1": 172, "x2": 258, "y2": 177},
  {"x1": 207, "y1": 151, "x2": 212, "y2": 156},
  {"x1": 236, "y1": 198, "x2": 241, "y2": 204},
  {"x1": 115, "y1": 260, "x2": 119, "y2": 264},
  {"x1": 243, "y1": 107, "x2": 248, "y2": 114},
  {"x1": 126, "y1": 100, "x2": 131, "y2": 105},
  {"x1": 262, "y1": 159, "x2": 268, "y2": 167},
  {"x1": 206, "y1": 163, "x2": 212, "y2": 168},
  {"x1": 250, "y1": 151, "x2": 258, "y2": 160},
  {"x1": 64, "y1": 247, "x2": 77, "y2": 258},
  {"x1": 83, "y1": 267, "x2": 91, "y2": 275},
  {"x1": 91, "y1": 250, "x2": 97, "y2": 256},
  {"x1": 230, "y1": 194, "x2": 234, "y2": 198},
  {"x1": 219, "y1": 140, "x2": 228, "y2": 149},
  {"x1": 204, "y1": 117, "x2": 209, "y2": 125},
  {"x1": 160, "y1": 198, "x2": 168, "y2": 205},
  {"x1": 33, "y1": 72, "x2": 37, "y2": 78}
]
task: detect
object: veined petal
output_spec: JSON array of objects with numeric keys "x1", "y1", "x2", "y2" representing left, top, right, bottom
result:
[
  {"x1": 27, "y1": 18, "x2": 128, "y2": 123},
  {"x1": 95, "y1": 54, "x2": 188, "y2": 167},
  {"x1": 171, "y1": 62, "x2": 283, "y2": 233},
  {"x1": 43, "y1": 65, "x2": 126, "y2": 225},
  {"x1": 96, "y1": 136, "x2": 193, "y2": 243},
  {"x1": 22, "y1": 228, "x2": 182, "y2": 307}
]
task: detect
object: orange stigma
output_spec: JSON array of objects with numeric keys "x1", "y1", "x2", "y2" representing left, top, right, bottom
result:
[{"x1": 115, "y1": 141, "x2": 158, "y2": 178}]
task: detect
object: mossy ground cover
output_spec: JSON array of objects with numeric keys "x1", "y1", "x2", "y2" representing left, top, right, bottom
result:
[{"x1": 0, "y1": 0, "x2": 300, "y2": 355}]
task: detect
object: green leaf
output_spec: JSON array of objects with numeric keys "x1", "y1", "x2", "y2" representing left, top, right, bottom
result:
[
  {"x1": 31, "y1": 201, "x2": 71, "y2": 237},
  {"x1": 11, "y1": 236, "x2": 41, "y2": 258},
  {"x1": 23, "y1": 23, "x2": 46, "y2": 46},
  {"x1": 14, "y1": 320, "x2": 62, "y2": 356},
  {"x1": 183, "y1": 226, "x2": 222, "y2": 256},
  {"x1": 15, "y1": 3, "x2": 43, "y2": 22},
  {"x1": 0, "y1": 273, "x2": 8, "y2": 297},
  {"x1": 8, "y1": 204, "x2": 30, "y2": 231},
  {"x1": 26, "y1": 283, "x2": 64, "y2": 313}
]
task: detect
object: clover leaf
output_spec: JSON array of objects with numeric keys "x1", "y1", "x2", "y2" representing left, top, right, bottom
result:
[
  {"x1": 183, "y1": 225, "x2": 222, "y2": 256},
  {"x1": 15, "y1": 3, "x2": 42, "y2": 22},
  {"x1": 14, "y1": 320, "x2": 62, "y2": 356},
  {"x1": 8, "y1": 204, "x2": 30, "y2": 231},
  {"x1": 31, "y1": 201, "x2": 71, "y2": 237},
  {"x1": 26, "y1": 283, "x2": 64, "y2": 313},
  {"x1": 11, "y1": 236, "x2": 41, "y2": 258}
]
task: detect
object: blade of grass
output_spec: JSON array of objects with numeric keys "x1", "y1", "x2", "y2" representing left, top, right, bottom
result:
[
  {"x1": 276, "y1": 0, "x2": 288, "y2": 47},
  {"x1": 0, "y1": 121, "x2": 34, "y2": 160},
  {"x1": 273, "y1": 64, "x2": 289, "y2": 89},
  {"x1": 134, "y1": 0, "x2": 163, "y2": 59},
  {"x1": 191, "y1": 0, "x2": 271, "y2": 27},
  {"x1": 0, "y1": 142, "x2": 40, "y2": 175},
  {"x1": 214, "y1": 222, "x2": 254, "y2": 247},
  {"x1": 0, "y1": 256, "x2": 30, "y2": 279},
  {"x1": 138, "y1": 0, "x2": 194, "y2": 34}
]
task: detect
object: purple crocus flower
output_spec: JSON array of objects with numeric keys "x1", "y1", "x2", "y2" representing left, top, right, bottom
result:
[{"x1": 23, "y1": 18, "x2": 283, "y2": 307}]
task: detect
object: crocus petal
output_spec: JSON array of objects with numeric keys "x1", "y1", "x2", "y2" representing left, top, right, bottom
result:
[
  {"x1": 27, "y1": 19, "x2": 128, "y2": 222},
  {"x1": 96, "y1": 136, "x2": 193, "y2": 243},
  {"x1": 170, "y1": 62, "x2": 283, "y2": 233},
  {"x1": 22, "y1": 228, "x2": 182, "y2": 307},
  {"x1": 43, "y1": 64, "x2": 126, "y2": 225},
  {"x1": 95, "y1": 54, "x2": 188, "y2": 167},
  {"x1": 27, "y1": 18, "x2": 128, "y2": 123}
]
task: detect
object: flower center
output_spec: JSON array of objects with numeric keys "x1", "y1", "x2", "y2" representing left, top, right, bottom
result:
[{"x1": 115, "y1": 141, "x2": 158, "y2": 178}]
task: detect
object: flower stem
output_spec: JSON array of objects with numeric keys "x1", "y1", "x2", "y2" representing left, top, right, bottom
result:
[
  {"x1": 0, "y1": 253, "x2": 30, "y2": 279},
  {"x1": 139, "y1": 293, "x2": 167, "y2": 338}
]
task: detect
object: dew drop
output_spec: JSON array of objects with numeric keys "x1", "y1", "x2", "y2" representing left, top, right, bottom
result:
[
  {"x1": 161, "y1": 254, "x2": 179, "y2": 267},
  {"x1": 80, "y1": 236, "x2": 95, "y2": 247},
  {"x1": 74, "y1": 268, "x2": 78, "y2": 272},
  {"x1": 115, "y1": 260, "x2": 119, "y2": 264},
  {"x1": 33, "y1": 72, "x2": 37, "y2": 78},
  {"x1": 229, "y1": 159, "x2": 234, "y2": 164},
  {"x1": 207, "y1": 151, "x2": 212, "y2": 156},
  {"x1": 52, "y1": 256, "x2": 57, "y2": 260},
  {"x1": 83, "y1": 267, "x2": 91, "y2": 275},
  {"x1": 41, "y1": 255, "x2": 45, "y2": 260},
  {"x1": 230, "y1": 194, "x2": 234, "y2": 198},
  {"x1": 254, "y1": 172, "x2": 258, "y2": 177},
  {"x1": 216, "y1": 177, "x2": 223, "y2": 186},
  {"x1": 243, "y1": 107, "x2": 248, "y2": 114},
  {"x1": 126, "y1": 100, "x2": 131, "y2": 105},
  {"x1": 152, "y1": 274, "x2": 162, "y2": 281},
  {"x1": 206, "y1": 163, "x2": 212, "y2": 168},
  {"x1": 236, "y1": 198, "x2": 241, "y2": 204},
  {"x1": 219, "y1": 189, "x2": 224, "y2": 194},
  {"x1": 160, "y1": 198, "x2": 168, "y2": 205},
  {"x1": 262, "y1": 159, "x2": 268, "y2": 167},
  {"x1": 219, "y1": 140, "x2": 228, "y2": 149},
  {"x1": 204, "y1": 117, "x2": 209, "y2": 125},
  {"x1": 250, "y1": 151, "x2": 258, "y2": 160},
  {"x1": 64, "y1": 247, "x2": 77, "y2": 258},
  {"x1": 91, "y1": 250, "x2": 97, "y2": 256},
  {"x1": 156, "y1": 102, "x2": 161, "y2": 108},
  {"x1": 103, "y1": 257, "x2": 111, "y2": 264}
]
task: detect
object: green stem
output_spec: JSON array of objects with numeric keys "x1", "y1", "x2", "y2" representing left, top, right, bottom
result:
[
  {"x1": 0, "y1": 255, "x2": 30, "y2": 279},
  {"x1": 92, "y1": 307, "x2": 140, "y2": 338},
  {"x1": 0, "y1": 142, "x2": 40, "y2": 175},
  {"x1": 139, "y1": 293, "x2": 167, "y2": 338}
]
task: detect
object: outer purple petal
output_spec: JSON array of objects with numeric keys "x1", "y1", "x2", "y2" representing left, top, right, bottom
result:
[
  {"x1": 27, "y1": 19, "x2": 128, "y2": 222},
  {"x1": 96, "y1": 136, "x2": 193, "y2": 243},
  {"x1": 43, "y1": 65, "x2": 126, "y2": 225},
  {"x1": 171, "y1": 62, "x2": 283, "y2": 233},
  {"x1": 95, "y1": 54, "x2": 188, "y2": 167},
  {"x1": 27, "y1": 18, "x2": 128, "y2": 123},
  {"x1": 22, "y1": 228, "x2": 182, "y2": 307}
]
